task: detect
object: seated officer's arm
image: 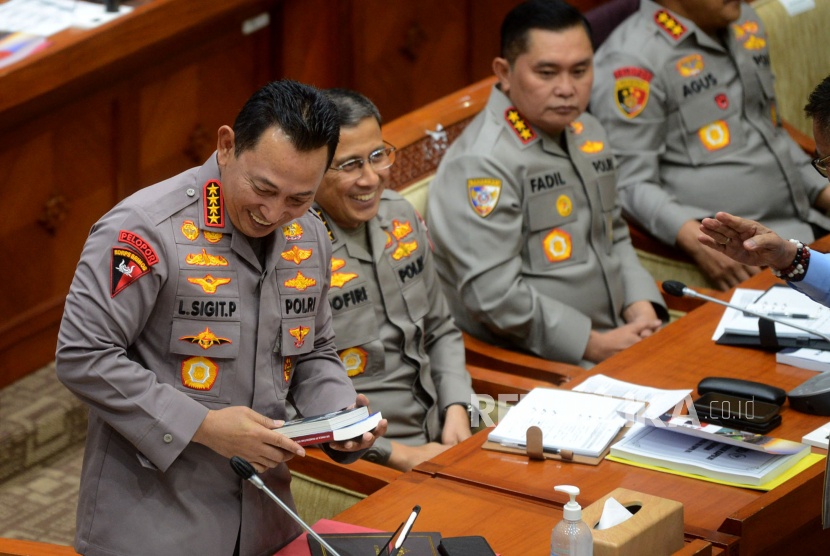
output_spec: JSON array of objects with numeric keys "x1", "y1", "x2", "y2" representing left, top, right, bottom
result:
[
  {"x1": 413, "y1": 213, "x2": 474, "y2": 425},
  {"x1": 591, "y1": 52, "x2": 711, "y2": 246},
  {"x1": 56, "y1": 205, "x2": 209, "y2": 473},
  {"x1": 428, "y1": 155, "x2": 591, "y2": 365},
  {"x1": 387, "y1": 441, "x2": 450, "y2": 473}
]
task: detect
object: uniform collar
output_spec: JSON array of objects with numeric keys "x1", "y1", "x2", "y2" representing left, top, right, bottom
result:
[
  {"x1": 641, "y1": 0, "x2": 725, "y2": 52},
  {"x1": 487, "y1": 85, "x2": 542, "y2": 150},
  {"x1": 196, "y1": 152, "x2": 233, "y2": 234},
  {"x1": 312, "y1": 203, "x2": 374, "y2": 263}
]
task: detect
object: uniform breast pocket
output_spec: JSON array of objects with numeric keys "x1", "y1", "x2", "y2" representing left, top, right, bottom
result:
[
  {"x1": 401, "y1": 277, "x2": 429, "y2": 323},
  {"x1": 280, "y1": 317, "x2": 316, "y2": 356},
  {"x1": 526, "y1": 185, "x2": 579, "y2": 233},
  {"x1": 169, "y1": 319, "x2": 240, "y2": 403},
  {"x1": 678, "y1": 91, "x2": 746, "y2": 164},
  {"x1": 331, "y1": 304, "x2": 383, "y2": 380},
  {"x1": 526, "y1": 186, "x2": 585, "y2": 272}
]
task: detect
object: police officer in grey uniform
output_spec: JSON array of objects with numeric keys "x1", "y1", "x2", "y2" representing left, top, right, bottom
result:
[
  {"x1": 313, "y1": 89, "x2": 473, "y2": 472},
  {"x1": 428, "y1": 0, "x2": 667, "y2": 367},
  {"x1": 56, "y1": 81, "x2": 386, "y2": 556},
  {"x1": 592, "y1": 0, "x2": 830, "y2": 291}
]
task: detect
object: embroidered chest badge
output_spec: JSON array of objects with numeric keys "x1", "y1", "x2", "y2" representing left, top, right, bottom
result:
[
  {"x1": 204, "y1": 231, "x2": 223, "y2": 244},
  {"x1": 392, "y1": 240, "x2": 418, "y2": 261},
  {"x1": 556, "y1": 194, "x2": 573, "y2": 217},
  {"x1": 467, "y1": 178, "x2": 502, "y2": 218},
  {"x1": 504, "y1": 108, "x2": 537, "y2": 144},
  {"x1": 543, "y1": 229, "x2": 573, "y2": 262},
  {"x1": 179, "y1": 326, "x2": 232, "y2": 350},
  {"x1": 188, "y1": 274, "x2": 231, "y2": 294},
  {"x1": 579, "y1": 141, "x2": 604, "y2": 154},
  {"x1": 284, "y1": 271, "x2": 317, "y2": 291},
  {"x1": 282, "y1": 222, "x2": 304, "y2": 241},
  {"x1": 186, "y1": 248, "x2": 229, "y2": 267},
  {"x1": 283, "y1": 357, "x2": 293, "y2": 383},
  {"x1": 181, "y1": 356, "x2": 218, "y2": 391},
  {"x1": 203, "y1": 180, "x2": 224, "y2": 228},
  {"x1": 281, "y1": 245, "x2": 313, "y2": 265},
  {"x1": 118, "y1": 230, "x2": 159, "y2": 266},
  {"x1": 655, "y1": 10, "x2": 687, "y2": 40},
  {"x1": 676, "y1": 54, "x2": 704, "y2": 77},
  {"x1": 699, "y1": 120, "x2": 731, "y2": 151},
  {"x1": 391, "y1": 220, "x2": 412, "y2": 240},
  {"x1": 340, "y1": 347, "x2": 367, "y2": 377},
  {"x1": 288, "y1": 326, "x2": 310, "y2": 348},
  {"x1": 715, "y1": 93, "x2": 729, "y2": 110},
  {"x1": 614, "y1": 67, "x2": 654, "y2": 119},
  {"x1": 733, "y1": 21, "x2": 766, "y2": 50},
  {"x1": 181, "y1": 220, "x2": 199, "y2": 241}
]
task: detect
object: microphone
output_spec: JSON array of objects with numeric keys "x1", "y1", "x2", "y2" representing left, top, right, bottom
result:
[
  {"x1": 662, "y1": 281, "x2": 830, "y2": 345},
  {"x1": 230, "y1": 456, "x2": 343, "y2": 556}
]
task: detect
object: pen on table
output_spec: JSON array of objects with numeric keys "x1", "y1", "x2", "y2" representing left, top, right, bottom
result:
[
  {"x1": 395, "y1": 505, "x2": 421, "y2": 551},
  {"x1": 766, "y1": 311, "x2": 812, "y2": 319}
]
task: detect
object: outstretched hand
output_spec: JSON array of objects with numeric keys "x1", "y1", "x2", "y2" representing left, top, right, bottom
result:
[{"x1": 698, "y1": 212, "x2": 796, "y2": 271}]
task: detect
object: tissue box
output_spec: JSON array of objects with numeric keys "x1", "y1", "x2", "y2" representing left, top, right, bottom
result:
[{"x1": 581, "y1": 488, "x2": 684, "y2": 556}]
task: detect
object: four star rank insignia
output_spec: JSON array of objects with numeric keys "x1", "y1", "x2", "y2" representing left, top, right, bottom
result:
[{"x1": 203, "y1": 180, "x2": 224, "y2": 228}]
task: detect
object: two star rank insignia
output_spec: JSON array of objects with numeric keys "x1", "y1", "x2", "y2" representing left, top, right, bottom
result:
[
  {"x1": 203, "y1": 180, "x2": 224, "y2": 228},
  {"x1": 504, "y1": 108, "x2": 537, "y2": 144}
]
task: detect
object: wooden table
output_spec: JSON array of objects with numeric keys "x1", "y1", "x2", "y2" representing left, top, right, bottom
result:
[{"x1": 412, "y1": 250, "x2": 830, "y2": 556}]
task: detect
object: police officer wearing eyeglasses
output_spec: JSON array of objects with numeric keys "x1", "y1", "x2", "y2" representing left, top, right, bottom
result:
[
  {"x1": 311, "y1": 89, "x2": 474, "y2": 472},
  {"x1": 698, "y1": 76, "x2": 830, "y2": 303}
]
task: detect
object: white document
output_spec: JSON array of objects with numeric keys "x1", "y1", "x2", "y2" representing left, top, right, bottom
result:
[
  {"x1": 0, "y1": 0, "x2": 132, "y2": 36},
  {"x1": 802, "y1": 421, "x2": 830, "y2": 449},
  {"x1": 712, "y1": 289, "x2": 765, "y2": 341},
  {"x1": 487, "y1": 388, "x2": 644, "y2": 457},
  {"x1": 573, "y1": 374, "x2": 692, "y2": 419},
  {"x1": 776, "y1": 348, "x2": 830, "y2": 373},
  {"x1": 778, "y1": 0, "x2": 816, "y2": 17},
  {"x1": 724, "y1": 286, "x2": 830, "y2": 340}
]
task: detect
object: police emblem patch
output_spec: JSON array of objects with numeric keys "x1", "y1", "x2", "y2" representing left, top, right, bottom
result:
[
  {"x1": 181, "y1": 220, "x2": 199, "y2": 241},
  {"x1": 118, "y1": 230, "x2": 159, "y2": 266},
  {"x1": 340, "y1": 347, "x2": 367, "y2": 377},
  {"x1": 181, "y1": 356, "x2": 218, "y2": 391},
  {"x1": 391, "y1": 220, "x2": 412, "y2": 240},
  {"x1": 579, "y1": 141, "x2": 604, "y2": 154},
  {"x1": 655, "y1": 9, "x2": 687, "y2": 40},
  {"x1": 331, "y1": 258, "x2": 346, "y2": 272},
  {"x1": 568, "y1": 121, "x2": 584, "y2": 135},
  {"x1": 203, "y1": 180, "x2": 224, "y2": 228},
  {"x1": 331, "y1": 273, "x2": 358, "y2": 288},
  {"x1": 543, "y1": 229, "x2": 572, "y2": 262},
  {"x1": 391, "y1": 241, "x2": 418, "y2": 261},
  {"x1": 110, "y1": 247, "x2": 151, "y2": 297},
  {"x1": 613, "y1": 67, "x2": 653, "y2": 119},
  {"x1": 284, "y1": 271, "x2": 317, "y2": 291},
  {"x1": 284, "y1": 357, "x2": 292, "y2": 383},
  {"x1": 715, "y1": 93, "x2": 729, "y2": 110},
  {"x1": 699, "y1": 120, "x2": 730, "y2": 151},
  {"x1": 676, "y1": 54, "x2": 704, "y2": 77},
  {"x1": 467, "y1": 178, "x2": 502, "y2": 218},
  {"x1": 744, "y1": 35, "x2": 767, "y2": 50},
  {"x1": 179, "y1": 326, "x2": 232, "y2": 350},
  {"x1": 185, "y1": 248, "x2": 229, "y2": 267},
  {"x1": 187, "y1": 274, "x2": 231, "y2": 294},
  {"x1": 282, "y1": 222, "x2": 304, "y2": 241},
  {"x1": 556, "y1": 194, "x2": 573, "y2": 217},
  {"x1": 288, "y1": 326, "x2": 310, "y2": 348},
  {"x1": 204, "y1": 231, "x2": 223, "y2": 244},
  {"x1": 281, "y1": 245, "x2": 313, "y2": 265},
  {"x1": 504, "y1": 108, "x2": 537, "y2": 144}
]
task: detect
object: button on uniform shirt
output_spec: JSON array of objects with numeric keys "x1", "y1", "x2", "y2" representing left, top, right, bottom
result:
[
  {"x1": 591, "y1": 0, "x2": 830, "y2": 246},
  {"x1": 314, "y1": 191, "x2": 473, "y2": 464},
  {"x1": 56, "y1": 154, "x2": 360, "y2": 556},
  {"x1": 427, "y1": 85, "x2": 667, "y2": 366}
]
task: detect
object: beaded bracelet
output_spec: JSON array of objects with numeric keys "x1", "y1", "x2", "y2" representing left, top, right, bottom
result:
[{"x1": 770, "y1": 239, "x2": 810, "y2": 282}]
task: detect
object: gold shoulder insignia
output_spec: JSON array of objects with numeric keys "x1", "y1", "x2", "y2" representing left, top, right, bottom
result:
[
  {"x1": 654, "y1": 9, "x2": 687, "y2": 40},
  {"x1": 504, "y1": 107, "x2": 537, "y2": 145}
]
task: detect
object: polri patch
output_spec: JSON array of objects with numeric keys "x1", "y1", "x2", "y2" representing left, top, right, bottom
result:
[
  {"x1": 187, "y1": 274, "x2": 231, "y2": 294},
  {"x1": 676, "y1": 54, "x2": 704, "y2": 77},
  {"x1": 614, "y1": 67, "x2": 653, "y2": 119},
  {"x1": 118, "y1": 230, "x2": 159, "y2": 266},
  {"x1": 654, "y1": 10, "x2": 687, "y2": 40},
  {"x1": 203, "y1": 180, "x2": 224, "y2": 228},
  {"x1": 281, "y1": 246, "x2": 313, "y2": 265},
  {"x1": 181, "y1": 220, "x2": 199, "y2": 242},
  {"x1": 340, "y1": 347, "x2": 367, "y2": 377},
  {"x1": 467, "y1": 178, "x2": 502, "y2": 218},
  {"x1": 111, "y1": 247, "x2": 151, "y2": 297},
  {"x1": 504, "y1": 108, "x2": 537, "y2": 144},
  {"x1": 179, "y1": 326, "x2": 232, "y2": 350},
  {"x1": 181, "y1": 356, "x2": 218, "y2": 391}
]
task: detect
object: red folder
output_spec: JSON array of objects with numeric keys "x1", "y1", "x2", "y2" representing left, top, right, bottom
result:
[{"x1": 274, "y1": 519, "x2": 382, "y2": 556}]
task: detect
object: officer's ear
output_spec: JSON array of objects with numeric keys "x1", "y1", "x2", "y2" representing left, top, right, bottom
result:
[
  {"x1": 492, "y1": 57, "x2": 512, "y2": 96},
  {"x1": 216, "y1": 125, "x2": 236, "y2": 168}
]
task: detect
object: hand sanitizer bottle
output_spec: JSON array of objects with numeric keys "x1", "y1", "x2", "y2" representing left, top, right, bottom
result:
[{"x1": 551, "y1": 485, "x2": 593, "y2": 556}]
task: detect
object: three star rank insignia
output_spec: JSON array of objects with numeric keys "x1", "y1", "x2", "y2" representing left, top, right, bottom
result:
[
  {"x1": 281, "y1": 246, "x2": 313, "y2": 265},
  {"x1": 179, "y1": 326, "x2": 232, "y2": 350},
  {"x1": 187, "y1": 274, "x2": 231, "y2": 294},
  {"x1": 654, "y1": 10, "x2": 687, "y2": 40},
  {"x1": 203, "y1": 180, "x2": 224, "y2": 228},
  {"x1": 504, "y1": 107, "x2": 537, "y2": 144}
]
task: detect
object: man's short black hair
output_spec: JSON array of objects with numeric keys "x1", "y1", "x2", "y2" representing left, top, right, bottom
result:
[
  {"x1": 232, "y1": 80, "x2": 340, "y2": 167},
  {"x1": 501, "y1": 0, "x2": 592, "y2": 66},
  {"x1": 325, "y1": 88, "x2": 382, "y2": 128},
  {"x1": 805, "y1": 74, "x2": 830, "y2": 140}
]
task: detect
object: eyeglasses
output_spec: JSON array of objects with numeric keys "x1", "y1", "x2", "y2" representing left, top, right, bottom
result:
[
  {"x1": 329, "y1": 142, "x2": 396, "y2": 181},
  {"x1": 813, "y1": 153, "x2": 830, "y2": 178}
]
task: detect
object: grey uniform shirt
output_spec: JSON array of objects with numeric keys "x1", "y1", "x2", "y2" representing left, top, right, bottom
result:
[
  {"x1": 427, "y1": 86, "x2": 667, "y2": 365},
  {"x1": 313, "y1": 191, "x2": 472, "y2": 465},
  {"x1": 592, "y1": 0, "x2": 829, "y2": 246},
  {"x1": 56, "y1": 154, "x2": 361, "y2": 556}
]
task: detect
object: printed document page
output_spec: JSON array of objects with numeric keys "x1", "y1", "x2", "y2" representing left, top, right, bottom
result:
[{"x1": 573, "y1": 374, "x2": 692, "y2": 419}]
